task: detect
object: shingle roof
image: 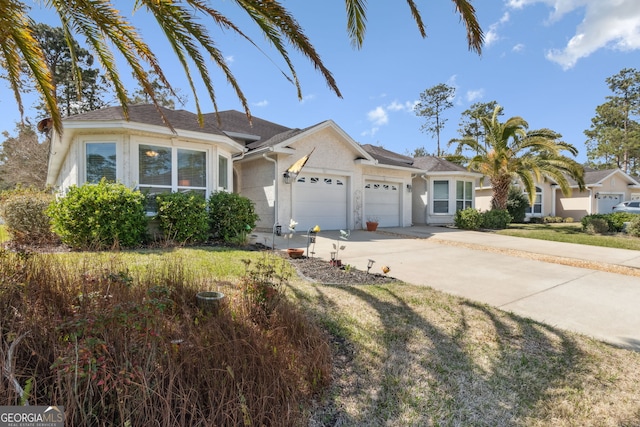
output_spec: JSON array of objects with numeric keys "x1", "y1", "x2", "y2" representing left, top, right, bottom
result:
[
  {"x1": 209, "y1": 110, "x2": 292, "y2": 143},
  {"x1": 64, "y1": 104, "x2": 226, "y2": 136},
  {"x1": 565, "y1": 168, "x2": 639, "y2": 186},
  {"x1": 361, "y1": 144, "x2": 415, "y2": 167},
  {"x1": 412, "y1": 156, "x2": 470, "y2": 173}
]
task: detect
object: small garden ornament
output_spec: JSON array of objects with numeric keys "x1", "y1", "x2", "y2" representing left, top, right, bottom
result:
[{"x1": 331, "y1": 229, "x2": 350, "y2": 267}]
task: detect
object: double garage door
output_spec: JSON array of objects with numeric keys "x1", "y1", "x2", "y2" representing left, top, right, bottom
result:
[
  {"x1": 364, "y1": 180, "x2": 401, "y2": 227},
  {"x1": 294, "y1": 173, "x2": 347, "y2": 231},
  {"x1": 292, "y1": 175, "x2": 402, "y2": 230}
]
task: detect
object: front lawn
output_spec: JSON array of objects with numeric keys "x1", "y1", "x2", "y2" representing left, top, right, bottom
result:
[
  {"x1": 495, "y1": 222, "x2": 640, "y2": 250},
  {"x1": 2, "y1": 245, "x2": 640, "y2": 425}
]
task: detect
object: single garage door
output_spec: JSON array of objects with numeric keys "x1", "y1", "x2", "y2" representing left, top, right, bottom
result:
[
  {"x1": 365, "y1": 181, "x2": 401, "y2": 227},
  {"x1": 294, "y1": 174, "x2": 348, "y2": 230}
]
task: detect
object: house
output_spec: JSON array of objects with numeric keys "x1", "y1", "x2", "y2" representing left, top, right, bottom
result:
[
  {"x1": 475, "y1": 168, "x2": 640, "y2": 220},
  {"x1": 46, "y1": 105, "x2": 421, "y2": 231},
  {"x1": 410, "y1": 156, "x2": 482, "y2": 225}
]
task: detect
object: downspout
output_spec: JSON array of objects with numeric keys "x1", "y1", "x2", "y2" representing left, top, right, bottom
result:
[
  {"x1": 263, "y1": 151, "x2": 279, "y2": 226},
  {"x1": 421, "y1": 174, "x2": 429, "y2": 225}
]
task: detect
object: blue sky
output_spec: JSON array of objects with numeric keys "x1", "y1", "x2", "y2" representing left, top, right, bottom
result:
[{"x1": 2, "y1": 0, "x2": 640, "y2": 163}]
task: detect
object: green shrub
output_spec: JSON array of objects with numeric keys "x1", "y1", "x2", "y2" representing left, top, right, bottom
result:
[
  {"x1": 454, "y1": 207, "x2": 482, "y2": 230},
  {"x1": 481, "y1": 209, "x2": 512, "y2": 230},
  {"x1": 506, "y1": 187, "x2": 529, "y2": 223},
  {"x1": 583, "y1": 216, "x2": 610, "y2": 235},
  {"x1": 0, "y1": 188, "x2": 58, "y2": 245},
  {"x1": 564, "y1": 217, "x2": 574, "y2": 223},
  {"x1": 156, "y1": 192, "x2": 209, "y2": 244},
  {"x1": 209, "y1": 192, "x2": 259, "y2": 243},
  {"x1": 543, "y1": 216, "x2": 564, "y2": 224},
  {"x1": 47, "y1": 180, "x2": 148, "y2": 250},
  {"x1": 626, "y1": 216, "x2": 640, "y2": 237},
  {"x1": 608, "y1": 212, "x2": 637, "y2": 232}
]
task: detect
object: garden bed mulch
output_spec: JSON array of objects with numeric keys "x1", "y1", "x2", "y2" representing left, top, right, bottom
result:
[{"x1": 284, "y1": 255, "x2": 399, "y2": 285}]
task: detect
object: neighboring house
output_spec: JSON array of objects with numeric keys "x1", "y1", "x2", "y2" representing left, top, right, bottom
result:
[
  {"x1": 475, "y1": 168, "x2": 640, "y2": 220},
  {"x1": 410, "y1": 157, "x2": 482, "y2": 225},
  {"x1": 46, "y1": 105, "x2": 244, "y2": 212}
]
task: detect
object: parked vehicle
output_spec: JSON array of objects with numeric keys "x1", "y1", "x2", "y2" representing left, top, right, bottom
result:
[{"x1": 612, "y1": 200, "x2": 640, "y2": 213}]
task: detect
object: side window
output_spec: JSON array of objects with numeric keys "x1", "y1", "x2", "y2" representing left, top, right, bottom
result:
[
  {"x1": 86, "y1": 142, "x2": 116, "y2": 183},
  {"x1": 218, "y1": 156, "x2": 229, "y2": 190}
]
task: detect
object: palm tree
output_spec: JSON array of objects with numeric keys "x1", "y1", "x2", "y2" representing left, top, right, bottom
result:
[
  {"x1": 0, "y1": 0, "x2": 484, "y2": 136},
  {"x1": 451, "y1": 106, "x2": 585, "y2": 210}
]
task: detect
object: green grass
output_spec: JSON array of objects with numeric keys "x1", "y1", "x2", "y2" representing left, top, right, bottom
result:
[
  {"x1": 0, "y1": 225, "x2": 8, "y2": 243},
  {"x1": 495, "y1": 222, "x2": 640, "y2": 250}
]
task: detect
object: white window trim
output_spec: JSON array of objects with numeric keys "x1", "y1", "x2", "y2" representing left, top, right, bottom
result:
[
  {"x1": 524, "y1": 186, "x2": 543, "y2": 217},
  {"x1": 81, "y1": 137, "x2": 123, "y2": 185}
]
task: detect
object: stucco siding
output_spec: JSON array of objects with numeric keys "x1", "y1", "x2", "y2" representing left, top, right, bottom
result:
[
  {"x1": 237, "y1": 158, "x2": 276, "y2": 230},
  {"x1": 556, "y1": 190, "x2": 590, "y2": 219}
]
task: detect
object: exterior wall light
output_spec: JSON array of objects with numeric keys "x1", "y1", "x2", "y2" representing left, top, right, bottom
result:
[{"x1": 283, "y1": 171, "x2": 298, "y2": 184}]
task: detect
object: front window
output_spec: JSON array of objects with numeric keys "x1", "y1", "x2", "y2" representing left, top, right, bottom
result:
[
  {"x1": 456, "y1": 181, "x2": 473, "y2": 211},
  {"x1": 86, "y1": 142, "x2": 116, "y2": 183},
  {"x1": 525, "y1": 186, "x2": 542, "y2": 215},
  {"x1": 433, "y1": 180, "x2": 449, "y2": 214},
  {"x1": 139, "y1": 144, "x2": 207, "y2": 211}
]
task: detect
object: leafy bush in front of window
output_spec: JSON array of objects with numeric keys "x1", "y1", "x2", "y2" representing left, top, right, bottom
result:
[
  {"x1": 454, "y1": 207, "x2": 482, "y2": 230},
  {"x1": 156, "y1": 192, "x2": 209, "y2": 244},
  {"x1": 626, "y1": 216, "x2": 640, "y2": 237},
  {"x1": 48, "y1": 180, "x2": 148, "y2": 250},
  {"x1": 0, "y1": 188, "x2": 59, "y2": 246},
  {"x1": 481, "y1": 209, "x2": 512, "y2": 230},
  {"x1": 506, "y1": 187, "x2": 529, "y2": 223},
  {"x1": 208, "y1": 192, "x2": 259, "y2": 243}
]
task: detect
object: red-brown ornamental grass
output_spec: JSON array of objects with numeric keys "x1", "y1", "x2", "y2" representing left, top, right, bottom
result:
[{"x1": 0, "y1": 249, "x2": 331, "y2": 426}]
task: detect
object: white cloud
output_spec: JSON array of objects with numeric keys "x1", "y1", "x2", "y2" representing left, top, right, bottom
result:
[
  {"x1": 367, "y1": 106, "x2": 388, "y2": 126},
  {"x1": 512, "y1": 43, "x2": 525, "y2": 52},
  {"x1": 225, "y1": 55, "x2": 235, "y2": 64},
  {"x1": 253, "y1": 100, "x2": 268, "y2": 107},
  {"x1": 300, "y1": 94, "x2": 316, "y2": 104},
  {"x1": 466, "y1": 89, "x2": 485, "y2": 102},
  {"x1": 485, "y1": 12, "x2": 511, "y2": 47},
  {"x1": 363, "y1": 99, "x2": 417, "y2": 136},
  {"x1": 507, "y1": 0, "x2": 640, "y2": 69}
]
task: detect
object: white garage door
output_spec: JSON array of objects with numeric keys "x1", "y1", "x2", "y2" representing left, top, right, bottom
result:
[
  {"x1": 365, "y1": 181, "x2": 401, "y2": 227},
  {"x1": 294, "y1": 174, "x2": 348, "y2": 230},
  {"x1": 597, "y1": 193, "x2": 623, "y2": 213}
]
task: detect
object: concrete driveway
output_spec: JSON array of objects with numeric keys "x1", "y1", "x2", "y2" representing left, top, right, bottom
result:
[{"x1": 257, "y1": 225, "x2": 640, "y2": 351}]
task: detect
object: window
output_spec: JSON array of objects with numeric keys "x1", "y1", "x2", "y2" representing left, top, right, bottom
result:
[
  {"x1": 456, "y1": 181, "x2": 473, "y2": 211},
  {"x1": 433, "y1": 180, "x2": 449, "y2": 214},
  {"x1": 138, "y1": 144, "x2": 207, "y2": 211},
  {"x1": 86, "y1": 142, "x2": 116, "y2": 183},
  {"x1": 218, "y1": 156, "x2": 228, "y2": 190},
  {"x1": 525, "y1": 186, "x2": 542, "y2": 214}
]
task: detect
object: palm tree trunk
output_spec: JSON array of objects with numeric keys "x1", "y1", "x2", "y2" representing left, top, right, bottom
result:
[{"x1": 491, "y1": 175, "x2": 511, "y2": 210}]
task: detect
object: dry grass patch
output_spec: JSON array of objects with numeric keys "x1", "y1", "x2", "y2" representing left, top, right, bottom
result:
[{"x1": 293, "y1": 281, "x2": 640, "y2": 426}]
